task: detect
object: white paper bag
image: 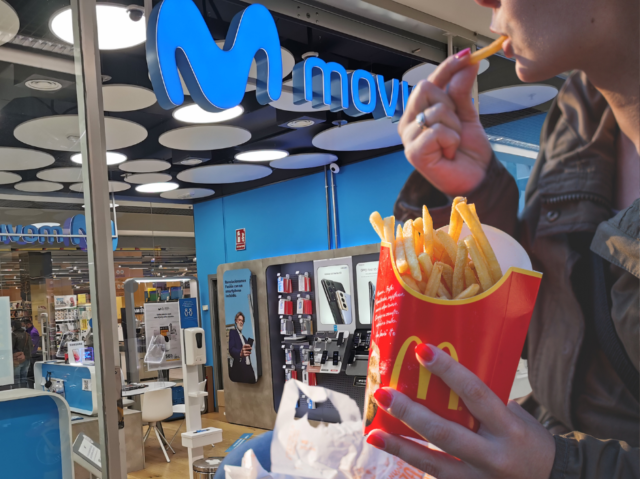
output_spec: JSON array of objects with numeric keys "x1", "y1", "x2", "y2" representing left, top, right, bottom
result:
[{"x1": 270, "y1": 380, "x2": 431, "y2": 479}]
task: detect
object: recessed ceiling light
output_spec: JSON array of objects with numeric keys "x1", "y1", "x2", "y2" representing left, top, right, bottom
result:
[
  {"x1": 180, "y1": 158, "x2": 203, "y2": 166},
  {"x1": 136, "y1": 182, "x2": 179, "y2": 193},
  {"x1": 25, "y1": 80, "x2": 62, "y2": 92},
  {"x1": 71, "y1": 152, "x2": 127, "y2": 166},
  {"x1": 172, "y1": 104, "x2": 244, "y2": 124},
  {"x1": 287, "y1": 119, "x2": 315, "y2": 129},
  {"x1": 235, "y1": 150, "x2": 288, "y2": 162},
  {"x1": 50, "y1": 4, "x2": 146, "y2": 50}
]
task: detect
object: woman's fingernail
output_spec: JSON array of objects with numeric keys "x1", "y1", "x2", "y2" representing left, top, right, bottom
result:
[
  {"x1": 366, "y1": 433, "x2": 386, "y2": 449},
  {"x1": 374, "y1": 388, "x2": 393, "y2": 409},
  {"x1": 415, "y1": 343, "x2": 435, "y2": 363},
  {"x1": 455, "y1": 48, "x2": 471, "y2": 59}
]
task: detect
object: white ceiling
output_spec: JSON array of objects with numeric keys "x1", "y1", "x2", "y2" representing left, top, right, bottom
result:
[
  {"x1": 0, "y1": 147, "x2": 55, "y2": 171},
  {"x1": 390, "y1": 0, "x2": 494, "y2": 38},
  {"x1": 177, "y1": 164, "x2": 272, "y2": 184},
  {"x1": 313, "y1": 118, "x2": 402, "y2": 151},
  {"x1": 159, "y1": 125, "x2": 251, "y2": 151},
  {"x1": 102, "y1": 84, "x2": 157, "y2": 112},
  {"x1": 119, "y1": 159, "x2": 172, "y2": 173}
]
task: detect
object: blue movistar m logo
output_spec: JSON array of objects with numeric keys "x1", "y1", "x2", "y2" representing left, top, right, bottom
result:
[
  {"x1": 147, "y1": 0, "x2": 282, "y2": 111},
  {"x1": 147, "y1": 0, "x2": 410, "y2": 121}
]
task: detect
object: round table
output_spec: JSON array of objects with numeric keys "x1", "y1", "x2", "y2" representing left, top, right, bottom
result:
[{"x1": 122, "y1": 381, "x2": 176, "y2": 397}]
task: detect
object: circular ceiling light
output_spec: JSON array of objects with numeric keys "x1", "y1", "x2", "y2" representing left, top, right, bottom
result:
[
  {"x1": 124, "y1": 173, "x2": 172, "y2": 184},
  {"x1": 287, "y1": 119, "x2": 315, "y2": 129},
  {"x1": 173, "y1": 104, "x2": 244, "y2": 124},
  {"x1": 136, "y1": 182, "x2": 179, "y2": 193},
  {"x1": 119, "y1": 159, "x2": 171, "y2": 173},
  {"x1": 71, "y1": 152, "x2": 127, "y2": 165},
  {"x1": 180, "y1": 158, "x2": 203, "y2": 166},
  {"x1": 235, "y1": 150, "x2": 288, "y2": 162},
  {"x1": 479, "y1": 84, "x2": 558, "y2": 114},
  {"x1": 160, "y1": 188, "x2": 214, "y2": 200},
  {"x1": 0, "y1": 1, "x2": 19, "y2": 47},
  {"x1": 25, "y1": 79, "x2": 62, "y2": 91},
  {"x1": 50, "y1": 4, "x2": 146, "y2": 50}
]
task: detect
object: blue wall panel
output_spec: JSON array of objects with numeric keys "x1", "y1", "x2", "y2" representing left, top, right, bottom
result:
[{"x1": 335, "y1": 150, "x2": 414, "y2": 248}]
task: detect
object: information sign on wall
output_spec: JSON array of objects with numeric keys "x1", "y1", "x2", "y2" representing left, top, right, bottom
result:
[
  {"x1": 235, "y1": 228, "x2": 246, "y2": 251},
  {"x1": 143, "y1": 302, "x2": 182, "y2": 371}
]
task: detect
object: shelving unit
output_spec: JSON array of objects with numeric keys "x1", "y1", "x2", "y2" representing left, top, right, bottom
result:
[{"x1": 10, "y1": 301, "x2": 32, "y2": 320}]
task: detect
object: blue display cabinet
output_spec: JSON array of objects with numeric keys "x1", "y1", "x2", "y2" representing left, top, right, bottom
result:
[{"x1": 0, "y1": 389, "x2": 74, "y2": 479}]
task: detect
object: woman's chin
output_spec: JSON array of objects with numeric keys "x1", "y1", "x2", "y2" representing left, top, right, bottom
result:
[{"x1": 515, "y1": 61, "x2": 550, "y2": 83}]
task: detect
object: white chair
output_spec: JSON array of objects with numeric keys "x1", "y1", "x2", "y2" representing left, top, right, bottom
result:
[
  {"x1": 168, "y1": 380, "x2": 207, "y2": 448},
  {"x1": 141, "y1": 388, "x2": 175, "y2": 463}
]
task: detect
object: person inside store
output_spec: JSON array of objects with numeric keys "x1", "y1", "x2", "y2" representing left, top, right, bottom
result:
[
  {"x1": 22, "y1": 319, "x2": 41, "y2": 387},
  {"x1": 365, "y1": 0, "x2": 639, "y2": 477},
  {"x1": 11, "y1": 321, "x2": 32, "y2": 389},
  {"x1": 228, "y1": 312, "x2": 256, "y2": 383}
]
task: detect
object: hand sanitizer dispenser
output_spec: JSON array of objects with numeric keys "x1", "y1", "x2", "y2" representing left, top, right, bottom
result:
[{"x1": 184, "y1": 328, "x2": 206, "y2": 365}]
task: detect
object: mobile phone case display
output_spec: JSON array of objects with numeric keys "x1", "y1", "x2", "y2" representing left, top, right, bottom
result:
[
  {"x1": 346, "y1": 255, "x2": 379, "y2": 377},
  {"x1": 54, "y1": 295, "x2": 80, "y2": 359}
]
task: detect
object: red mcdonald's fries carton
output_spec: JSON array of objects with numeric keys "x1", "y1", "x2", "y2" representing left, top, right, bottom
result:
[{"x1": 364, "y1": 224, "x2": 542, "y2": 438}]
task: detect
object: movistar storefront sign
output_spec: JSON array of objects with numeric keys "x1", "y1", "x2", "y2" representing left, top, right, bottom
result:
[
  {"x1": 147, "y1": 0, "x2": 409, "y2": 121},
  {"x1": 0, "y1": 215, "x2": 117, "y2": 251}
]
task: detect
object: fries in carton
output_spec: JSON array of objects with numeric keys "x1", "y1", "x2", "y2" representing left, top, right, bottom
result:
[{"x1": 364, "y1": 204, "x2": 542, "y2": 438}]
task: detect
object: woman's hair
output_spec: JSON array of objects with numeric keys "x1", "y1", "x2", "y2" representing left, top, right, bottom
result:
[
  {"x1": 12, "y1": 321, "x2": 24, "y2": 332},
  {"x1": 234, "y1": 312, "x2": 245, "y2": 323}
]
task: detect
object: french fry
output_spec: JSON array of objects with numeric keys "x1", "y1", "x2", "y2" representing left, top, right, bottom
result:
[
  {"x1": 422, "y1": 206, "x2": 434, "y2": 256},
  {"x1": 468, "y1": 203, "x2": 480, "y2": 222},
  {"x1": 448, "y1": 197, "x2": 466, "y2": 243},
  {"x1": 437, "y1": 282, "x2": 452, "y2": 299},
  {"x1": 402, "y1": 221, "x2": 423, "y2": 282},
  {"x1": 383, "y1": 216, "x2": 395, "y2": 244},
  {"x1": 424, "y1": 262, "x2": 443, "y2": 298},
  {"x1": 457, "y1": 203, "x2": 503, "y2": 284},
  {"x1": 433, "y1": 233, "x2": 453, "y2": 266},
  {"x1": 401, "y1": 275, "x2": 421, "y2": 294},
  {"x1": 436, "y1": 230, "x2": 458, "y2": 267},
  {"x1": 465, "y1": 265, "x2": 481, "y2": 292},
  {"x1": 417, "y1": 280, "x2": 427, "y2": 294},
  {"x1": 464, "y1": 236, "x2": 493, "y2": 292},
  {"x1": 452, "y1": 240, "x2": 468, "y2": 298},
  {"x1": 454, "y1": 284, "x2": 480, "y2": 300},
  {"x1": 413, "y1": 217, "x2": 424, "y2": 256},
  {"x1": 418, "y1": 252, "x2": 433, "y2": 280},
  {"x1": 395, "y1": 225, "x2": 409, "y2": 274},
  {"x1": 469, "y1": 35, "x2": 508, "y2": 64},
  {"x1": 370, "y1": 212, "x2": 385, "y2": 241},
  {"x1": 441, "y1": 263, "x2": 454, "y2": 292}
]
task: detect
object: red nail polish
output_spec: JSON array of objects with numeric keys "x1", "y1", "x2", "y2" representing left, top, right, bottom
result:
[
  {"x1": 373, "y1": 388, "x2": 393, "y2": 409},
  {"x1": 455, "y1": 47, "x2": 471, "y2": 59},
  {"x1": 415, "y1": 343, "x2": 435, "y2": 363},
  {"x1": 366, "y1": 433, "x2": 386, "y2": 449}
]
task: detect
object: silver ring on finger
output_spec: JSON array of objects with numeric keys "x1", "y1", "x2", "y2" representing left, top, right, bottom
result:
[{"x1": 416, "y1": 111, "x2": 428, "y2": 130}]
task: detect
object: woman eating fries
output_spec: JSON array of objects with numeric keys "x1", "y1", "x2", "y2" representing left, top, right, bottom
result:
[{"x1": 365, "y1": 0, "x2": 639, "y2": 477}]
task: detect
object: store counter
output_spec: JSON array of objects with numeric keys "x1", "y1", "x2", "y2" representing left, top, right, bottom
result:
[
  {"x1": 71, "y1": 408, "x2": 145, "y2": 478},
  {"x1": 35, "y1": 362, "x2": 98, "y2": 415}
]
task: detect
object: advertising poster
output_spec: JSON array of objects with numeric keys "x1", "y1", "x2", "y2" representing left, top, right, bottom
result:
[
  {"x1": 223, "y1": 269, "x2": 260, "y2": 384},
  {"x1": 316, "y1": 263, "x2": 353, "y2": 325},
  {"x1": 0, "y1": 297, "x2": 12, "y2": 386},
  {"x1": 355, "y1": 261, "x2": 379, "y2": 325},
  {"x1": 144, "y1": 302, "x2": 182, "y2": 371},
  {"x1": 55, "y1": 295, "x2": 77, "y2": 309}
]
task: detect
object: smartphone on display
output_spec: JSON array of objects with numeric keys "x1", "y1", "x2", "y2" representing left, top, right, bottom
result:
[{"x1": 321, "y1": 279, "x2": 346, "y2": 325}]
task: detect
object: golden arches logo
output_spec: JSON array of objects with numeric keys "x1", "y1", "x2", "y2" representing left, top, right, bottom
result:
[{"x1": 389, "y1": 336, "x2": 459, "y2": 410}]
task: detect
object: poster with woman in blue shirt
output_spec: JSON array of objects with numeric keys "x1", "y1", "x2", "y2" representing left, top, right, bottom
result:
[{"x1": 223, "y1": 269, "x2": 261, "y2": 383}]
